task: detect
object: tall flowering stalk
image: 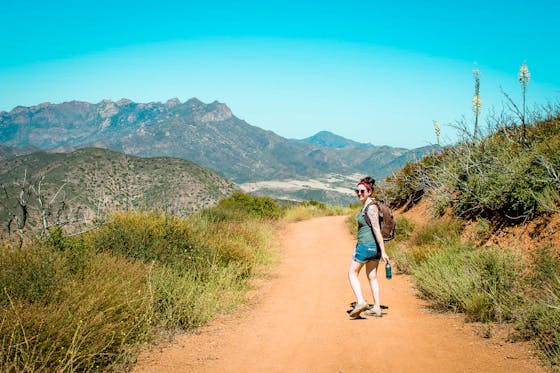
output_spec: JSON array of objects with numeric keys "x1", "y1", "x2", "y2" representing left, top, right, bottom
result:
[
  {"x1": 518, "y1": 62, "x2": 530, "y2": 142},
  {"x1": 472, "y1": 68, "x2": 481, "y2": 142},
  {"x1": 433, "y1": 120, "x2": 441, "y2": 146}
]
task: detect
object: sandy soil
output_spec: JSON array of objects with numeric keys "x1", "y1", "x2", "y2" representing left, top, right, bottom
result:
[{"x1": 134, "y1": 216, "x2": 543, "y2": 373}]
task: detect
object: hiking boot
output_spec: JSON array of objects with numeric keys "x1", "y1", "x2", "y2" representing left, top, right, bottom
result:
[
  {"x1": 349, "y1": 301, "x2": 368, "y2": 318},
  {"x1": 363, "y1": 306, "x2": 382, "y2": 317}
]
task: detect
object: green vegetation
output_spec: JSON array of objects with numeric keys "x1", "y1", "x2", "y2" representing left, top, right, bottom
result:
[
  {"x1": 202, "y1": 192, "x2": 281, "y2": 221},
  {"x1": 380, "y1": 102, "x2": 560, "y2": 368},
  {"x1": 378, "y1": 213, "x2": 560, "y2": 368},
  {"x1": 389, "y1": 219, "x2": 560, "y2": 368},
  {"x1": 383, "y1": 107, "x2": 560, "y2": 220},
  {"x1": 0, "y1": 193, "x2": 278, "y2": 372}
]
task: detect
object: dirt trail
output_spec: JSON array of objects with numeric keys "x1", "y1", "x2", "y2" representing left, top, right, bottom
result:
[{"x1": 135, "y1": 216, "x2": 542, "y2": 372}]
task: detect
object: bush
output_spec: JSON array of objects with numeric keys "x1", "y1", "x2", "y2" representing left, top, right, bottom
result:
[
  {"x1": 151, "y1": 260, "x2": 250, "y2": 330},
  {"x1": 0, "y1": 206, "x2": 278, "y2": 372},
  {"x1": 205, "y1": 193, "x2": 281, "y2": 221},
  {"x1": 0, "y1": 250, "x2": 152, "y2": 371},
  {"x1": 381, "y1": 109, "x2": 560, "y2": 221},
  {"x1": 380, "y1": 161, "x2": 427, "y2": 210},
  {"x1": 412, "y1": 245, "x2": 522, "y2": 322},
  {"x1": 392, "y1": 216, "x2": 415, "y2": 243},
  {"x1": 513, "y1": 247, "x2": 560, "y2": 366},
  {"x1": 0, "y1": 243, "x2": 66, "y2": 305},
  {"x1": 84, "y1": 210, "x2": 210, "y2": 273},
  {"x1": 409, "y1": 218, "x2": 463, "y2": 248}
]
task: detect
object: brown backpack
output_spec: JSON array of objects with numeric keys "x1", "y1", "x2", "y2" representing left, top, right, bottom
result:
[{"x1": 363, "y1": 201, "x2": 397, "y2": 241}]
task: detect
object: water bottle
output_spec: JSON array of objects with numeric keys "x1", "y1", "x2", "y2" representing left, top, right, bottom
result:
[{"x1": 385, "y1": 262, "x2": 392, "y2": 279}]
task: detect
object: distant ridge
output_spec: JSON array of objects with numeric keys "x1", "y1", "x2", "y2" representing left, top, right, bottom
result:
[
  {"x1": 299, "y1": 131, "x2": 376, "y2": 149},
  {"x1": 0, "y1": 144, "x2": 40, "y2": 159}
]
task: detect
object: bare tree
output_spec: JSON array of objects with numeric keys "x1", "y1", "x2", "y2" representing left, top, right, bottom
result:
[{"x1": 1, "y1": 169, "x2": 88, "y2": 237}]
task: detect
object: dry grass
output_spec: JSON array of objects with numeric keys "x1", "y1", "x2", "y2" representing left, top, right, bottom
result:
[{"x1": 0, "y1": 195, "x2": 279, "y2": 372}]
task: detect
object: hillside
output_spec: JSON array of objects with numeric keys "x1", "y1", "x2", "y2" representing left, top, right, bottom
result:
[
  {"x1": 0, "y1": 147, "x2": 238, "y2": 233},
  {"x1": 0, "y1": 144, "x2": 40, "y2": 160}
]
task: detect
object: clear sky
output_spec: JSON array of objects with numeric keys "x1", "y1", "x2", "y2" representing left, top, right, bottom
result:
[{"x1": 1, "y1": 0, "x2": 558, "y2": 148}]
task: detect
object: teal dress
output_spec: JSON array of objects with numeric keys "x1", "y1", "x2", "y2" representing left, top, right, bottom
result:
[{"x1": 352, "y1": 207, "x2": 379, "y2": 263}]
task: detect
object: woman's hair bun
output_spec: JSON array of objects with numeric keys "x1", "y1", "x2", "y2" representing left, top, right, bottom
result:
[{"x1": 359, "y1": 176, "x2": 375, "y2": 190}]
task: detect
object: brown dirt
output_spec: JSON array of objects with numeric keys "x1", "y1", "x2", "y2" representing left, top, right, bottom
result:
[
  {"x1": 479, "y1": 213, "x2": 560, "y2": 255},
  {"x1": 134, "y1": 216, "x2": 543, "y2": 373},
  {"x1": 402, "y1": 198, "x2": 560, "y2": 257}
]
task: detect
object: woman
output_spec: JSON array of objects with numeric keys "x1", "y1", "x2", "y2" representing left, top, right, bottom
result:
[{"x1": 348, "y1": 176, "x2": 390, "y2": 318}]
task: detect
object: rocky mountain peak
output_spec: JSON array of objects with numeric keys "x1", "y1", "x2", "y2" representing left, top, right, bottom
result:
[
  {"x1": 117, "y1": 98, "x2": 133, "y2": 106},
  {"x1": 9, "y1": 106, "x2": 29, "y2": 114},
  {"x1": 185, "y1": 97, "x2": 204, "y2": 108},
  {"x1": 166, "y1": 98, "x2": 181, "y2": 108},
  {"x1": 201, "y1": 101, "x2": 232, "y2": 122},
  {"x1": 98, "y1": 100, "x2": 119, "y2": 118}
]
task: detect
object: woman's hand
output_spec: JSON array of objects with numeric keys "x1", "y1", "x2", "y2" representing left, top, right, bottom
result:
[{"x1": 382, "y1": 252, "x2": 390, "y2": 264}]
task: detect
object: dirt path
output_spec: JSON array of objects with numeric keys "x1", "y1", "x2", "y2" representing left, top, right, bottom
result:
[{"x1": 135, "y1": 216, "x2": 542, "y2": 372}]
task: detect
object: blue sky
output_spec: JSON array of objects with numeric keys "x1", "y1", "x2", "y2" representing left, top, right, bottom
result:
[{"x1": 1, "y1": 0, "x2": 558, "y2": 148}]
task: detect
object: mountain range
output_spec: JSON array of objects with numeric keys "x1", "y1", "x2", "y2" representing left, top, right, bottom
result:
[
  {"x1": 0, "y1": 98, "x2": 439, "y2": 205},
  {"x1": 0, "y1": 98, "x2": 437, "y2": 181}
]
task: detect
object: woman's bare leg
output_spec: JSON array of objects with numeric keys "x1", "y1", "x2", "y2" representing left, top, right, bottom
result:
[
  {"x1": 366, "y1": 260, "x2": 380, "y2": 308},
  {"x1": 348, "y1": 260, "x2": 366, "y2": 304}
]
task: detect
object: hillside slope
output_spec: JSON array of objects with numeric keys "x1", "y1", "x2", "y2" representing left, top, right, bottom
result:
[{"x1": 0, "y1": 147, "x2": 238, "y2": 232}]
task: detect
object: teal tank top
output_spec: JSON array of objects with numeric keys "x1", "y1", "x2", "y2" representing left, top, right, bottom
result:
[{"x1": 356, "y1": 208, "x2": 376, "y2": 244}]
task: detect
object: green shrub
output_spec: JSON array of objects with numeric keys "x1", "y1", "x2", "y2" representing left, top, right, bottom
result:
[
  {"x1": 0, "y1": 251, "x2": 152, "y2": 372},
  {"x1": 393, "y1": 216, "x2": 414, "y2": 243},
  {"x1": 85, "y1": 210, "x2": 202, "y2": 271},
  {"x1": 412, "y1": 245, "x2": 521, "y2": 322},
  {"x1": 0, "y1": 207, "x2": 278, "y2": 372},
  {"x1": 151, "y1": 260, "x2": 249, "y2": 330},
  {"x1": 412, "y1": 245, "x2": 473, "y2": 312},
  {"x1": 472, "y1": 217, "x2": 493, "y2": 243},
  {"x1": 465, "y1": 247, "x2": 522, "y2": 322},
  {"x1": 409, "y1": 218, "x2": 463, "y2": 248},
  {"x1": 513, "y1": 247, "x2": 560, "y2": 366},
  {"x1": 525, "y1": 246, "x2": 560, "y2": 290},
  {"x1": 0, "y1": 229, "x2": 93, "y2": 306},
  {"x1": 206, "y1": 192, "x2": 281, "y2": 221},
  {"x1": 382, "y1": 110, "x2": 560, "y2": 221},
  {"x1": 380, "y1": 161, "x2": 428, "y2": 209}
]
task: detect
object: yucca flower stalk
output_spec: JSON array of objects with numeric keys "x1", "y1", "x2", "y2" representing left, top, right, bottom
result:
[
  {"x1": 518, "y1": 62, "x2": 530, "y2": 142},
  {"x1": 472, "y1": 68, "x2": 481, "y2": 142},
  {"x1": 433, "y1": 120, "x2": 441, "y2": 146}
]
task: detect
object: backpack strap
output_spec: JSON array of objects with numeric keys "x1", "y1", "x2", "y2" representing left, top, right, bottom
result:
[{"x1": 363, "y1": 202, "x2": 373, "y2": 228}]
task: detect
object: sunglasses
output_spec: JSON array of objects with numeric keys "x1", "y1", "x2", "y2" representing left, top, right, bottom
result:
[{"x1": 355, "y1": 189, "x2": 368, "y2": 195}]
